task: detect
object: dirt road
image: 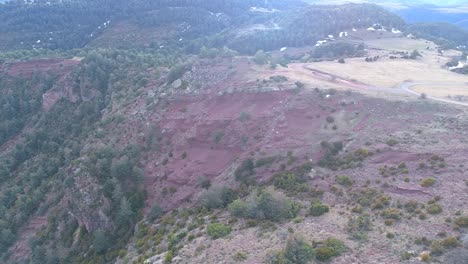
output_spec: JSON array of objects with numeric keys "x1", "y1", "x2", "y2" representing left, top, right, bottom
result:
[{"x1": 302, "y1": 65, "x2": 468, "y2": 107}]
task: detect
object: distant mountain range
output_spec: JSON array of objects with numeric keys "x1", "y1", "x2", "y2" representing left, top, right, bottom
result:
[
  {"x1": 305, "y1": 1, "x2": 468, "y2": 29},
  {"x1": 305, "y1": 1, "x2": 468, "y2": 7}
]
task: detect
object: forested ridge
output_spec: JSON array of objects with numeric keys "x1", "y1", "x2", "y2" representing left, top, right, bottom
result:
[
  {"x1": 0, "y1": 1, "x2": 402, "y2": 53},
  {"x1": 0, "y1": 48, "x2": 182, "y2": 263}
]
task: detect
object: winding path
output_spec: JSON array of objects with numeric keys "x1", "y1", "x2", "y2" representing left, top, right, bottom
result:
[
  {"x1": 400, "y1": 82, "x2": 468, "y2": 107},
  {"x1": 302, "y1": 65, "x2": 468, "y2": 107}
]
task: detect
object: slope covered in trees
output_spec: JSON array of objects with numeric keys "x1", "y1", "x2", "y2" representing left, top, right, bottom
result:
[
  {"x1": 408, "y1": 22, "x2": 468, "y2": 49},
  {"x1": 0, "y1": 48, "x2": 181, "y2": 263},
  {"x1": 0, "y1": 0, "x2": 303, "y2": 51},
  {"x1": 0, "y1": 1, "x2": 405, "y2": 54}
]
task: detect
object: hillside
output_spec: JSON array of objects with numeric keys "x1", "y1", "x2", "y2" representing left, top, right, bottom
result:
[
  {"x1": 0, "y1": 1, "x2": 403, "y2": 54},
  {"x1": 305, "y1": 0, "x2": 468, "y2": 7},
  {"x1": 0, "y1": 1, "x2": 467, "y2": 264},
  {"x1": 407, "y1": 22, "x2": 468, "y2": 49}
]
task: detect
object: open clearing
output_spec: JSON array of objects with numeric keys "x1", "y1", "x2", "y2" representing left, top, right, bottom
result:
[
  {"x1": 255, "y1": 37, "x2": 468, "y2": 106},
  {"x1": 412, "y1": 84, "x2": 468, "y2": 98},
  {"x1": 365, "y1": 38, "x2": 432, "y2": 51}
]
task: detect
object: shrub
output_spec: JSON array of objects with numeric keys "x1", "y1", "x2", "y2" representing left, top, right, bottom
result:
[
  {"x1": 233, "y1": 252, "x2": 248, "y2": 261},
  {"x1": 351, "y1": 205, "x2": 363, "y2": 214},
  {"x1": 322, "y1": 237, "x2": 346, "y2": 255},
  {"x1": 234, "y1": 159, "x2": 255, "y2": 185},
  {"x1": 420, "y1": 252, "x2": 431, "y2": 262},
  {"x1": 309, "y1": 201, "x2": 330, "y2": 216},
  {"x1": 441, "y1": 237, "x2": 460, "y2": 248},
  {"x1": 228, "y1": 199, "x2": 250, "y2": 217},
  {"x1": 386, "y1": 139, "x2": 398, "y2": 146},
  {"x1": 269, "y1": 236, "x2": 314, "y2": 264},
  {"x1": 89, "y1": 231, "x2": 108, "y2": 256},
  {"x1": 454, "y1": 216, "x2": 468, "y2": 228},
  {"x1": 228, "y1": 188, "x2": 299, "y2": 222},
  {"x1": 430, "y1": 241, "x2": 444, "y2": 256},
  {"x1": 347, "y1": 214, "x2": 372, "y2": 241},
  {"x1": 253, "y1": 50, "x2": 269, "y2": 65},
  {"x1": 200, "y1": 186, "x2": 237, "y2": 210},
  {"x1": 421, "y1": 178, "x2": 436, "y2": 187},
  {"x1": 381, "y1": 208, "x2": 402, "y2": 221},
  {"x1": 255, "y1": 156, "x2": 277, "y2": 168},
  {"x1": 295, "y1": 81, "x2": 305, "y2": 89},
  {"x1": 427, "y1": 204, "x2": 443, "y2": 214},
  {"x1": 207, "y1": 223, "x2": 232, "y2": 239},
  {"x1": 315, "y1": 247, "x2": 335, "y2": 261},
  {"x1": 404, "y1": 200, "x2": 419, "y2": 213},
  {"x1": 410, "y1": 50, "x2": 422, "y2": 59},
  {"x1": 336, "y1": 175, "x2": 354, "y2": 187},
  {"x1": 165, "y1": 250, "x2": 173, "y2": 263},
  {"x1": 213, "y1": 131, "x2": 224, "y2": 144},
  {"x1": 272, "y1": 172, "x2": 308, "y2": 193},
  {"x1": 238, "y1": 112, "x2": 251, "y2": 122},
  {"x1": 198, "y1": 176, "x2": 211, "y2": 189},
  {"x1": 148, "y1": 204, "x2": 164, "y2": 221},
  {"x1": 167, "y1": 63, "x2": 192, "y2": 84}
]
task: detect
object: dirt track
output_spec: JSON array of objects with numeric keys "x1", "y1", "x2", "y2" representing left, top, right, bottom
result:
[
  {"x1": 400, "y1": 82, "x2": 468, "y2": 107},
  {"x1": 302, "y1": 65, "x2": 468, "y2": 107}
]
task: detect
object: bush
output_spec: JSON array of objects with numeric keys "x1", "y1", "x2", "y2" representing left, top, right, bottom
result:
[
  {"x1": 336, "y1": 175, "x2": 354, "y2": 187},
  {"x1": 207, "y1": 223, "x2": 232, "y2": 239},
  {"x1": 454, "y1": 216, "x2": 468, "y2": 228},
  {"x1": 430, "y1": 241, "x2": 444, "y2": 256},
  {"x1": 315, "y1": 247, "x2": 336, "y2": 261},
  {"x1": 255, "y1": 156, "x2": 277, "y2": 168},
  {"x1": 228, "y1": 199, "x2": 250, "y2": 217},
  {"x1": 234, "y1": 159, "x2": 255, "y2": 185},
  {"x1": 386, "y1": 139, "x2": 398, "y2": 146},
  {"x1": 309, "y1": 201, "x2": 330, "y2": 217},
  {"x1": 381, "y1": 208, "x2": 401, "y2": 221},
  {"x1": 404, "y1": 200, "x2": 419, "y2": 213},
  {"x1": 272, "y1": 172, "x2": 308, "y2": 193},
  {"x1": 295, "y1": 81, "x2": 305, "y2": 89},
  {"x1": 165, "y1": 250, "x2": 173, "y2": 263},
  {"x1": 228, "y1": 188, "x2": 299, "y2": 222},
  {"x1": 421, "y1": 252, "x2": 431, "y2": 262},
  {"x1": 347, "y1": 214, "x2": 372, "y2": 241},
  {"x1": 148, "y1": 204, "x2": 164, "y2": 221},
  {"x1": 233, "y1": 252, "x2": 249, "y2": 261},
  {"x1": 213, "y1": 131, "x2": 224, "y2": 144},
  {"x1": 427, "y1": 204, "x2": 443, "y2": 214},
  {"x1": 441, "y1": 237, "x2": 460, "y2": 249},
  {"x1": 253, "y1": 50, "x2": 269, "y2": 65},
  {"x1": 268, "y1": 236, "x2": 314, "y2": 264},
  {"x1": 198, "y1": 176, "x2": 211, "y2": 189},
  {"x1": 238, "y1": 112, "x2": 251, "y2": 122},
  {"x1": 199, "y1": 186, "x2": 237, "y2": 210},
  {"x1": 93, "y1": 229, "x2": 110, "y2": 254},
  {"x1": 410, "y1": 50, "x2": 422, "y2": 59},
  {"x1": 421, "y1": 178, "x2": 436, "y2": 187},
  {"x1": 167, "y1": 63, "x2": 192, "y2": 84},
  {"x1": 322, "y1": 237, "x2": 346, "y2": 255}
]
